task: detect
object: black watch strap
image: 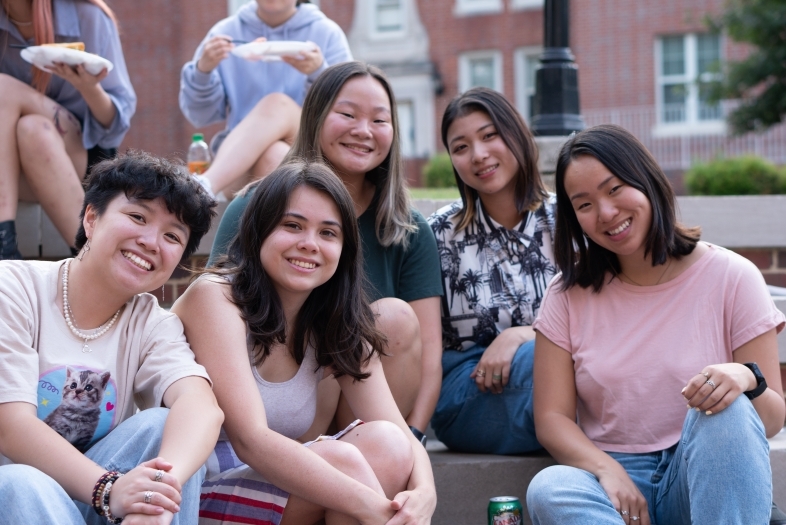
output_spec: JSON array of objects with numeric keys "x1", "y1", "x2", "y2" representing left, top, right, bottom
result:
[
  {"x1": 409, "y1": 426, "x2": 427, "y2": 447},
  {"x1": 742, "y1": 362, "x2": 767, "y2": 400}
]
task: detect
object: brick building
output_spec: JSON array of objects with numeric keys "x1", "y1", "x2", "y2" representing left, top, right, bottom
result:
[{"x1": 112, "y1": 0, "x2": 786, "y2": 187}]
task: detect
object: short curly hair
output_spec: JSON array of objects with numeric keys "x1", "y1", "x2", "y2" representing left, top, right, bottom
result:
[{"x1": 75, "y1": 151, "x2": 216, "y2": 261}]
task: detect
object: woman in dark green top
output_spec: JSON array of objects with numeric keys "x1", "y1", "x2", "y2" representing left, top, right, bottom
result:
[{"x1": 209, "y1": 62, "x2": 443, "y2": 442}]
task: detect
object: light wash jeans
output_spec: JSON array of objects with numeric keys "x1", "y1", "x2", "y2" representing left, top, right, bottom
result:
[
  {"x1": 0, "y1": 407, "x2": 205, "y2": 525},
  {"x1": 431, "y1": 340, "x2": 542, "y2": 454},
  {"x1": 527, "y1": 395, "x2": 771, "y2": 525}
]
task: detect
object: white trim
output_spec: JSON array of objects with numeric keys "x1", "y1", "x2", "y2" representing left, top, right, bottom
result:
[
  {"x1": 458, "y1": 50, "x2": 503, "y2": 93},
  {"x1": 372, "y1": 0, "x2": 407, "y2": 38},
  {"x1": 389, "y1": 75, "x2": 436, "y2": 158},
  {"x1": 654, "y1": 33, "x2": 724, "y2": 136},
  {"x1": 514, "y1": 46, "x2": 542, "y2": 123},
  {"x1": 453, "y1": 0, "x2": 503, "y2": 17},
  {"x1": 509, "y1": 0, "x2": 543, "y2": 11}
]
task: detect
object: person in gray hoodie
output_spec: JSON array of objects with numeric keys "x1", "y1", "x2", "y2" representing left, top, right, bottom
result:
[{"x1": 179, "y1": 0, "x2": 352, "y2": 200}]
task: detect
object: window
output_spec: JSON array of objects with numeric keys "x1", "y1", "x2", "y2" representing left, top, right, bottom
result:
[
  {"x1": 509, "y1": 0, "x2": 543, "y2": 10},
  {"x1": 454, "y1": 0, "x2": 503, "y2": 17},
  {"x1": 375, "y1": 0, "x2": 405, "y2": 34},
  {"x1": 656, "y1": 33, "x2": 722, "y2": 133},
  {"x1": 228, "y1": 0, "x2": 251, "y2": 15},
  {"x1": 397, "y1": 99, "x2": 416, "y2": 158},
  {"x1": 515, "y1": 48, "x2": 541, "y2": 122},
  {"x1": 459, "y1": 51, "x2": 503, "y2": 93}
]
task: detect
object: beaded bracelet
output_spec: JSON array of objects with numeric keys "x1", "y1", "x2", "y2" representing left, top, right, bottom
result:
[
  {"x1": 91, "y1": 471, "x2": 123, "y2": 523},
  {"x1": 101, "y1": 478, "x2": 123, "y2": 524}
]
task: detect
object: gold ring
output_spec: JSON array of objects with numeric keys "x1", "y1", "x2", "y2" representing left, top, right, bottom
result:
[{"x1": 477, "y1": 370, "x2": 486, "y2": 378}]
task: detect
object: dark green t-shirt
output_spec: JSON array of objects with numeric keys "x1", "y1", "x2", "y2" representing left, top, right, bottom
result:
[{"x1": 208, "y1": 190, "x2": 443, "y2": 303}]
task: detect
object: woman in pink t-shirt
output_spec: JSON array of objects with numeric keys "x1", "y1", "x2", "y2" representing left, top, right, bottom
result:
[{"x1": 527, "y1": 125, "x2": 785, "y2": 525}]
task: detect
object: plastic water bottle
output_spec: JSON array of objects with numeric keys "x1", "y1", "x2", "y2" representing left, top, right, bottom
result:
[{"x1": 187, "y1": 133, "x2": 210, "y2": 174}]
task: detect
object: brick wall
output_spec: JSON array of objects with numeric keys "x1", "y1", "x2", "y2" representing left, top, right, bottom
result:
[{"x1": 734, "y1": 249, "x2": 786, "y2": 288}]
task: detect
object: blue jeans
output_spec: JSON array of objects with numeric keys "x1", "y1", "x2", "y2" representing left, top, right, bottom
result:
[
  {"x1": 431, "y1": 340, "x2": 541, "y2": 454},
  {"x1": 527, "y1": 396, "x2": 771, "y2": 525},
  {"x1": 0, "y1": 407, "x2": 205, "y2": 525}
]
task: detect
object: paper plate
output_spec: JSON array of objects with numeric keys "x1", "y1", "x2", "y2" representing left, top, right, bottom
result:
[
  {"x1": 20, "y1": 46, "x2": 113, "y2": 76},
  {"x1": 232, "y1": 41, "x2": 316, "y2": 62}
]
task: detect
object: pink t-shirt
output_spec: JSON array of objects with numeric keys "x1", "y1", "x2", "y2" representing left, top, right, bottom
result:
[{"x1": 533, "y1": 243, "x2": 785, "y2": 453}]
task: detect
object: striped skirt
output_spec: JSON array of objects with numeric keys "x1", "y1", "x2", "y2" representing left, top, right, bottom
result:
[{"x1": 199, "y1": 420, "x2": 363, "y2": 524}]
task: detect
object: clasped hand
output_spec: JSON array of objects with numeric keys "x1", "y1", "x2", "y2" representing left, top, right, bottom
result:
[
  {"x1": 108, "y1": 457, "x2": 182, "y2": 525},
  {"x1": 381, "y1": 487, "x2": 436, "y2": 525},
  {"x1": 470, "y1": 327, "x2": 534, "y2": 394},
  {"x1": 682, "y1": 363, "x2": 755, "y2": 415}
]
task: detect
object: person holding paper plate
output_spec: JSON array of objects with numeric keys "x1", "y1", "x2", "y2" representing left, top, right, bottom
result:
[
  {"x1": 0, "y1": 0, "x2": 136, "y2": 260},
  {"x1": 179, "y1": 0, "x2": 352, "y2": 200}
]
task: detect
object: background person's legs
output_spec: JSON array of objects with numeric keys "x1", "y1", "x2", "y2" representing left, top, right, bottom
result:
[
  {"x1": 0, "y1": 74, "x2": 87, "y2": 254},
  {"x1": 202, "y1": 93, "x2": 301, "y2": 196},
  {"x1": 334, "y1": 298, "x2": 422, "y2": 429}
]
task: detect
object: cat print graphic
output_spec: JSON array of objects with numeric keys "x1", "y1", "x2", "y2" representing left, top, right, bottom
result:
[{"x1": 38, "y1": 366, "x2": 118, "y2": 452}]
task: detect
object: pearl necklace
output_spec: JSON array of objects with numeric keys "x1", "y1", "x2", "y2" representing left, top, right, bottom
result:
[{"x1": 62, "y1": 259, "x2": 121, "y2": 353}]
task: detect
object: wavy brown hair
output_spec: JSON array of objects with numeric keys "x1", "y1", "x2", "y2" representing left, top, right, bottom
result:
[
  {"x1": 441, "y1": 87, "x2": 547, "y2": 231},
  {"x1": 554, "y1": 124, "x2": 701, "y2": 292},
  {"x1": 214, "y1": 161, "x2": 386, "y2": 379}
]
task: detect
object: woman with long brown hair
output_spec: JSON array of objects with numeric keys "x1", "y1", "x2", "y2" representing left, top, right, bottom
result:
[
  {"x1": 209, "y1": 61, "x2": 443, "y2": 445},
  {"x1": 0, "y1": 0, "x2": 136, "y2": 258}
]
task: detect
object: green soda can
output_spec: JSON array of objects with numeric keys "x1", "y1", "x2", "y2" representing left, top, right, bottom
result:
[{"x1": 488, "y1": 496, "x2": 523, "y2": 525}]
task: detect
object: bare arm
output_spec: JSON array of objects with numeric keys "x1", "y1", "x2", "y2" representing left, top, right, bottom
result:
[
  {"x1": 159, "y1": 376, "x2": 223, "y2": 484},
  {"x1": 339, "y1": 353, "x2": 437, "y2": 524},
  {"x1": 683, "y1": 329, "x2": 785, "y2": 438},
  {"x1": 0, "y1": 402, "x2": 105, "y2": 503},
  {"x1": 406, "y1": 296, "x2": 442, "y2": 432},
  {"x1": 533, "y1": 332, "x2": 650, "y2": 524},
  {"x1": 171, "y1": 279, "x2": 392, "y2": 523}
]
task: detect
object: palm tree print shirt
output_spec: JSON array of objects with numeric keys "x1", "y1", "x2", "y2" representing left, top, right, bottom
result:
[{"x1": 427, "y1": 196, "x2": 557, "y2": 351}]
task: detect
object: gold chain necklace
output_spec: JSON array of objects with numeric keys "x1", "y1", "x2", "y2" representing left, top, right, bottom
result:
[{"x1": 621, "y1": 258, "x2": 673, "y2": 287}]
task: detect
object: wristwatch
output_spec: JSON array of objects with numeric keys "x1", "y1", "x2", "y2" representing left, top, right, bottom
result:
[
  {"x1": 742, "y1": 362, "x2": 767, "y2": 400},
  {"x1": 409, "y1": 426, "x2": 428, "y2": 447}
]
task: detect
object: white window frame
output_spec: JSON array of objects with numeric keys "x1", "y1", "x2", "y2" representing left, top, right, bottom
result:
[
  {"x1": 454, "y1": 0, "x2": 503, "y2": 17},
  {"x1": 397, "y1": 99, "x2": 416, "y2": 158},
  {"x1": 372, "y1": 0, "x2": 407, "y2": 38},
  {"x1": 514, "y1": 46, "x2": 542, "y2": 123},
  {"x1": 509, "y1": 0, "x2": 543, "y2": 11},
  {"x1": 654, "y1": 33, "x2": 725, "y2": 137},
  {"x1": 458, "y1": 50, "x2": 503, "y2": 94}
]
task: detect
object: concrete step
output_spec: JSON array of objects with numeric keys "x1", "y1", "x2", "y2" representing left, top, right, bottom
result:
[{"x1": 428, "y1": 430, "x2": 786, "y2": 525}]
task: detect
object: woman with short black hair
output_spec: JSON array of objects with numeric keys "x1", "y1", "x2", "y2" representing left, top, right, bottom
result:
[
  {"x1": 0, "y1": 151, "x2": 222, "y2": 524},
  {"x1": 527, "y1": 124, "x2": 784, "y2": 525}
]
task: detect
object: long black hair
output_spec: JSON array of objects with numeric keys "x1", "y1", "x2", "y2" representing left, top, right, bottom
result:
[
  {"x1": 441, "y1": 87, "x2": 546, "y2": 231},
  {"x1": 554, "y1": 124, "x2": 701, "y2": 292},
  {"x1": 214, "y1": 161, "x2": 386, "y2": 379}
]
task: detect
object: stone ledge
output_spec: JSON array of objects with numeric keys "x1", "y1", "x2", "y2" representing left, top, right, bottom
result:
[{"x1": 429, "y1": 431, "x2": 786, "y2": 525}]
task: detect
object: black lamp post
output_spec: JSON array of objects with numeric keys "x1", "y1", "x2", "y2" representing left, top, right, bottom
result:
[{"x1": 531, "y1": 0, "x2": 585, "y2": 136}]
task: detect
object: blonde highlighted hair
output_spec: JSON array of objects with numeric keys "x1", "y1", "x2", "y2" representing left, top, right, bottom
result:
[{"x1": 3, "y1": 0, "x2": 117, "y2": 93}]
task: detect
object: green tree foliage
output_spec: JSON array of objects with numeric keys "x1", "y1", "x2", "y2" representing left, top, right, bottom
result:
[
  {"x1": 708, "y1": 0, "x2": 786, "y2": 134},
  {"x1": 685, "y1": 155, "x2": 786, "y2": 195},
  {"x1": 422, "y1": 153, "x2": 457, "y2": 188}
]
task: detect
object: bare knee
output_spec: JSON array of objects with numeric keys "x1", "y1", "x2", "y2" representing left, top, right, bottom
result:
[
  {"x1": 16, "y1": 115, "x2": 59, "y2": 151},
  {"x1": 373, "y1": 298, "x2": 421, "y2": 357},
  {"x1": 252, "y1": 92, "x2": 301, "y2": 116},
  {"x1": 310, "y1": 439, "x2": 370, "y2": 476},
  {"x1": 352, "y1": 421, "x2": 414, "y2": 494}
]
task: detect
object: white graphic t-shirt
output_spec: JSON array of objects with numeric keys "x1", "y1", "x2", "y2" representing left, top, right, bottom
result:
[{"x1": 0, "y1": 260, "x2": 210, "y2": 462}]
